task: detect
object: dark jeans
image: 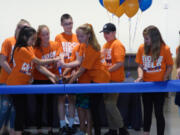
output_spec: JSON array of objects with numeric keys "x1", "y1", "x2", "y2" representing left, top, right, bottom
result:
[
  {"x1": 27, "y1": 80, "x2": 58, "y2": 128},
  {"x1": 89, "y1": 94, "x2": 103, "y2": 135},
  {"x1": 11, "y1": 94, "x2": 27, "y2": 131},
  {"x1": 142, "y1": 93, "x2": 165, "y2": 135},
  {"x1": 118, "y1": 93, "x2": 142, "y2": 129},
  {"x1": 0, "y1": 95, "x2": 15, "y2": 129}
]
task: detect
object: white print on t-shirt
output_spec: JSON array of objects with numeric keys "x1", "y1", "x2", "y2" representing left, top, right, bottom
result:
[
  {"x1": 62, "y1": 42, "x2": 78, "y2": 59},
  {"x1": 20, "y1": 62, "x2": 33, "y2": 75},
  {"x1": 42, "y1": 51, "x2": 56, "y2": 59},
  {"x1": 142, "y1": 56, "x2": 163, "y2": 73},
  {"x1": 41, "y1": 51, "x2": 56, "y2": 69},
  {"x1": 104, "y1": 48, "x2": 112, "y2": 66}
]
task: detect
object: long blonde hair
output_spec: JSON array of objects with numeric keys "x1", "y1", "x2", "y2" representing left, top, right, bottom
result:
[
  {"x1": 76, "y1": 23, "x2": 101, "y2": 51},
  {"x1": 143, "y1": 25, "x2": 165, "y2": 61}
]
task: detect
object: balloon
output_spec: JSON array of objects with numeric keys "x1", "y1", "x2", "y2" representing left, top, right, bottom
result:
[
  {"x1": 120, "y1": 0, "x2": 125, "y2": 5},
  {"x1": 124, "y1": 0, "x2": 139, "y2": 18},
  {"x1": 115, "y1": 3, "x2": 125, "y2": 18},
  {"x1": 99, "y1": 0, "x2": 104, "y2": 7},
  {"x1": 103, "y1": 0, "x2": 119, "y2": 14},
  {"x1": 138, "y1": 0, "x2": 152, "y2": 12}
]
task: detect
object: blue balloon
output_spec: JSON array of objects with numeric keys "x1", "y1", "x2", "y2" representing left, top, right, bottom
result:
[
  {"x1": 99, "y1": 0, "x2": 104, "y2": 7},
  {"x1": 120, "y1": 0, "x2": 125, "y2": 5},
  {"x1": 138, "y1": 0, "x2": 152, "y2": 12}
]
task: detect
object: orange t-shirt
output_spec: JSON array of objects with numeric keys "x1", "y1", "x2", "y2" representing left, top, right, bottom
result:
[
  {"x1": 103, "y1": 39, "x2": 125, "y2": 82},
  {"x1": 6, "y1": 46, "x2": 35, "y2": 85},
  {"x1": 55, "y1": 32, "x2": 79, "y2": 63},
  {"x1": 78, "y1": 44, "x2": 110, "y2": 83},
  {"x1": 70, "y1": 44, "x2": 81, "y2": 62},
  {"x1": 135, "y1": 44, "x2": 174, "y2": 82},
  {"x1": 0, "y1": 37, "x2": 16, "y2": 84},
  {"x1": 33, "y1": 41, "x2": 63, "y2": 80}
]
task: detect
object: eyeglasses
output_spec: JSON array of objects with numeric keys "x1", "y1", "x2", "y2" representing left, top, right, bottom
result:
[{"x1": 62, "y1": 22, "x2": 73, "y2": 26}]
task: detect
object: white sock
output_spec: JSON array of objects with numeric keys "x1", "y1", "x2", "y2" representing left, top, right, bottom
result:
[{"x1": 60, "y1": 120, "x2": 66, "y2": 128}]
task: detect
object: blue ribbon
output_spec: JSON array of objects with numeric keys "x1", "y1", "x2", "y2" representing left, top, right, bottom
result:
[{"x1": 0, "y1": 80, "x2": 180, "y2": 94}]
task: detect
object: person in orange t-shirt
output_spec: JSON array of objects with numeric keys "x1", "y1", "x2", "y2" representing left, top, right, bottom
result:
[
  {"x1": 6, "y1": 26, "x2": 60, "y2": 135},
  {"x1": 135, "y1": 25, "x2": 173, "y2": 135},
  {"x1": 62, "y1": 44, "x2": 81, "y2": 81},
  {"x1": 55, "y1": 14, "x2": 79, "y2": 133},
  {"x1": 0, "y1": 19, "x2": 30, "y2": 135},
  {"x1": 100, "y1": 23, "x2": 129, "y2": 135},
  {"x1": 58, "y1": 23, "x2": 110, "y2": 135},
  {"x1": 28, "y1": 25, "x2": 63, "y2": 135}
]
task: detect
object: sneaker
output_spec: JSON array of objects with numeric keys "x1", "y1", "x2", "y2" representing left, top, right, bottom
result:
[
  {"x1": 119, "y1": 127, "x2": 129, "y2": 135},
  {"x1": 104, "y1": 129, "x2": 117, "y2": 135},
  {"x1": 59, "y1": 127, "x2": 67, "y2": 135}
]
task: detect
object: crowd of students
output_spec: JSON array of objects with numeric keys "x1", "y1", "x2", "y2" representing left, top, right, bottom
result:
[{"x1": 0, "y1": 13, "x2": 179, "y2": 135}]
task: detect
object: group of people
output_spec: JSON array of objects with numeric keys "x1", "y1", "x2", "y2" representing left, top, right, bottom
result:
[{"x1": 0, "y1": 13, "x2": 178, "y2": 135}]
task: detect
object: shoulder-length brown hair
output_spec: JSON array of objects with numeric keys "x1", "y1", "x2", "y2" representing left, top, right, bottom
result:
[
  {"x1": 34, "y1": 25, "x2": 49, "y2": 48},
  {"x1": 143, "y1": 25, "x2": 165, "y2": 61}
]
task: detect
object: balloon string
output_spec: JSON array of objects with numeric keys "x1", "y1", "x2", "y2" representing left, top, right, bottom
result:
[
  {"x1": 112, "y1": 14, "x2": 114, "y2": 22},
  {"x1": 106, "y1": 10, "x2": 111, "y2": 22},
  {"x1": 132, "y1": 11, "x2": 141, "y2": 49},
  {"x1": 129, "y1": 18, "x2": 132, "y2": 52},
  {"x1": 118, "y1": 18, "x2": 120, "y2": 39},
  {"x1": 128, "y1": 18, "x2": 131, "y2": 70}
]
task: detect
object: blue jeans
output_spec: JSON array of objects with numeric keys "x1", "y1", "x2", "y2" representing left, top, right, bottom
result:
[{"x1": 0, "y1": 95, "x2": 15, "y2": 129}]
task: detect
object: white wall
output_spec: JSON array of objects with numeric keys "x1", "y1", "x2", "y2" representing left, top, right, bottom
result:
[{"x1": 0, "y1": 0, "x2": 179, "y2": 57}]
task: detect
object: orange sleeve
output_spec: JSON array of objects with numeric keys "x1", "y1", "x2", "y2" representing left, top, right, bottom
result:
[
  {"x1": 81, "y1": 47, "x2": 99, "y2": 70},
  {"x1": 113, "y1": 43, "x2": 125, "y2": 63},
  {"x1": 135, "y1": 45, "x2": 143, "y2": 65},
  {"x1": 20, "y1": 47, "x2": 35, "y2": 62},
  {"x1": 102, "y1": 44, "x2": 106, "y2": 50},
  {"x1": 164, "y1": 46, "x2": 173, "y2": 65},
  {"x1": 55, "y1": 35, "x2": 60, "y2": 42},
  {"x1": 0, "y1": 39, "x2": 11, "y2": 57},
  {"x1": 55, "y1": 38, "x2": 63, "y2": 55}
]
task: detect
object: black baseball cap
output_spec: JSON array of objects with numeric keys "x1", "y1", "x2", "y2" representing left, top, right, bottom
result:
[{"x1": 100, "y1": 23, "x2": 116, "y2": 33}]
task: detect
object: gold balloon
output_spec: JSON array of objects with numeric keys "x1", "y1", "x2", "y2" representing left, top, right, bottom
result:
[
  {"x1": 115, "y1": 3, "x2": 125, "y2": 18},
  {"x1": 103, "y1": 0, "x2": 119, "y2": 14},
  {"x1": 124, "y1": 0, "x2": 139, "y2": 18}
]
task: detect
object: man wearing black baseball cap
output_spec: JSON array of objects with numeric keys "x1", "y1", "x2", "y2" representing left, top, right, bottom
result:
[
  {"x1": 100, "y1": 23, "x2": 116, "y2": 33},
  {"x1": 101, "y1": 23, "x2": 129, "y2": 135}
]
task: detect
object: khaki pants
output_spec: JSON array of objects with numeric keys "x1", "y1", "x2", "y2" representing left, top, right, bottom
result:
[{"x1": 103, "y1": 93, "x2": 124, "y2": 129}]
